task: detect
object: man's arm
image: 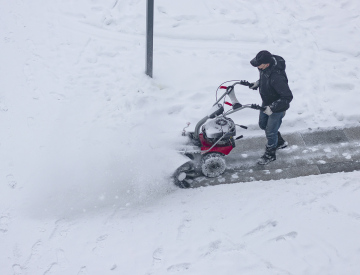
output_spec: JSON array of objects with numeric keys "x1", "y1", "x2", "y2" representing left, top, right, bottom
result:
[{"x1": 269, "y1": 74, "x2": 293, "y2": 112}]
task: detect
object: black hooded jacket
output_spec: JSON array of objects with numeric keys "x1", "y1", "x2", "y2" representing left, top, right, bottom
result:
[{"x1": 258, "y1": 55, "x2": 293, "y2": 113}]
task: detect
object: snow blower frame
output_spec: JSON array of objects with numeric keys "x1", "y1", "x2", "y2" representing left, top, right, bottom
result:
[{"x1": 173, "y1": 80, "x2": 265, "y2": 188}]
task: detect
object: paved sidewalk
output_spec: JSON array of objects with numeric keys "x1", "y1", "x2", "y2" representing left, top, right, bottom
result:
[{"x1": 191, "y1": 126, "x2": 360, "y2": 188}]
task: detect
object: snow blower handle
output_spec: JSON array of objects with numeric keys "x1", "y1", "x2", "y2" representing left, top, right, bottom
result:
[{"x1": 250, "y1": 104, "x2": 266, "y2": 111}]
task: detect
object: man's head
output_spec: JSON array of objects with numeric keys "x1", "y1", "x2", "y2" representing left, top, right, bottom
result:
[{"x1": 250, "y1": 50, "x2": 274, "y2": 69}]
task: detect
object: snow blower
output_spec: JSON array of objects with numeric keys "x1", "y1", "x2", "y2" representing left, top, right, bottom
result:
[{"x1": 173, "y1": 80, "x2": 265, "y2": 188}]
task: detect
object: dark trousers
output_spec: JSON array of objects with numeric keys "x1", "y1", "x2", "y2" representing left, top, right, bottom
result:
[{"x1": 259, "y1": 111, "x2": 285, "y2": 149}]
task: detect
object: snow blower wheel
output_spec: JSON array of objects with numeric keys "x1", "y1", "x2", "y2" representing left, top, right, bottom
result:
[
  {"x1": 201, "y1": 153, "x2": 226, "y2": 178},
  {"x1": 173, "y1": 161, "x2": 197, "y2": 188}
]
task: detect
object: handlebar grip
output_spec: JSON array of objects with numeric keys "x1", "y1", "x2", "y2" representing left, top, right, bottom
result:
[
  {"x1": 251, "y1": 104, "x2": 266, "y2": 111},
  {"x1": 239, "y1": 80, "x2": 252, "y2": 87}
]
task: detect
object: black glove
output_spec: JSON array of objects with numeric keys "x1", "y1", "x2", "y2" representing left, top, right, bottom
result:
[{"x1": 249, "y1": 80, "x2": 259, "y2": 90}]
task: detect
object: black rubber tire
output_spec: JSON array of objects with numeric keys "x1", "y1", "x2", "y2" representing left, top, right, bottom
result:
[
  {"x1": 173, "y1": 161, "x2": 197, "y2": 188},
  {"x1": 201, "y1": 153, "x2": 226, "y2": 178}
]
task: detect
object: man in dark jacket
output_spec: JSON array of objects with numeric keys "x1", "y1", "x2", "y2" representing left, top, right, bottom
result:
[{"x1": 249, "y1": 50, "x2": 293, "y2": 165}]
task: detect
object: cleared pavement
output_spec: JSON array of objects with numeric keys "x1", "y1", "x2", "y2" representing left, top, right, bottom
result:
[{"x1": 191, "y1": 126, "x2": 360, "y2": 188}]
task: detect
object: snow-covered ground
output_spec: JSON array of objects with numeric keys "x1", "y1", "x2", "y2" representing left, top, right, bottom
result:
[{"x1": 1, "y1": 0, "x2": 360, "y2": 274}]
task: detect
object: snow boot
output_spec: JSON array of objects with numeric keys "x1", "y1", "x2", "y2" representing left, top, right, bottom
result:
[
  {"x1": 276, "y1": 131, "x2": 288, "y2": 150},
  {"x1": 258, "y1": 146, "x2": 276, "y2": 165}
]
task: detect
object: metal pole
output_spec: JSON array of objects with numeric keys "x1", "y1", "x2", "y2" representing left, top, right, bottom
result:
[{"x1": 146, "y1": 0, "x2": 154, "y2": 77}]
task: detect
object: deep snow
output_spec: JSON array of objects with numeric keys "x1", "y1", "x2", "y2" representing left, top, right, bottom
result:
[{"x1": 1, "y1": 0, "x2": 360, "y2": 274}]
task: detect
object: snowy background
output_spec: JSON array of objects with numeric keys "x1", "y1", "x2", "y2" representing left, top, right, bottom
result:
[{"x1": 1, "y1": 0, "x2": 360, "y2": 274}]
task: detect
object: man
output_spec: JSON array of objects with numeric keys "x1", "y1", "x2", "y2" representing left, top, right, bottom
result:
[{"x1": 249, "y1": 50, "x2": 293, "y2": 165}]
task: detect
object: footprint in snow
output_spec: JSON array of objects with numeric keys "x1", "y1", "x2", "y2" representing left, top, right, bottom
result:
[
  {"x1": 244, "y1": 220, "x2": 278, "y2": 236},
  {"x1": 15, "y1": 240, "x2": 43, "y2": 271},
  {"x1": 322, "y1": 204, "x2": 338, "y2": 214},
  {"x1": 0, "y1": 215, "x2": 10, "y2": 233},
  {"x1": 96, "y1": 234, "x2": 108, "y2": 242},
  {"x1": 6, "y1": 174, "x2": 17, "y2": 189},
  {"x1": 49, "y1": 219, "x2": 70, "y2": 240},
  {"x1": 12, "y1": 264, "x2": 23, "y2": 274},
  {"x1": 93, "y1": 234, "x2": 108, "y2": 253},
  {"x1": 203, "y1": 240, "x2": 222, "y2": 257},
  {"x1": 273, "y1": 231, "x2": 298, "y2": 241},
  {"x1": 167, "y1": 263, "x2": 191, "y2": 273},
  {"x1": 78, "y1": 266, "x2": 88, "y2": 275},
  {"x1": 56, "y1": 249, "x2": 68, "y2": 269},
  {"x1": 177, "y1": 218, "x2": 191, "y2": 238},
  {"x1": 152, "y1": 247, "x2": 163, "y2": 267},
  {"x1": 43, "y1": 262, "x2": 59, "y2": 275},
  {"x1": 348, "y1": 212, "x2": 360, "y2": 221},
  {"x1": 0, "y1": 101, "x2": 8, "y2": 112}
]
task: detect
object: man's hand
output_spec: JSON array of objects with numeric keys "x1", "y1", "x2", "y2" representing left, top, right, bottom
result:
[
  {"x1": 249, "y1": 80, "x2": 259, "y2": 90},
  {"x1": 263, "y1": 106, "x2": 273, "y2": 116}
]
